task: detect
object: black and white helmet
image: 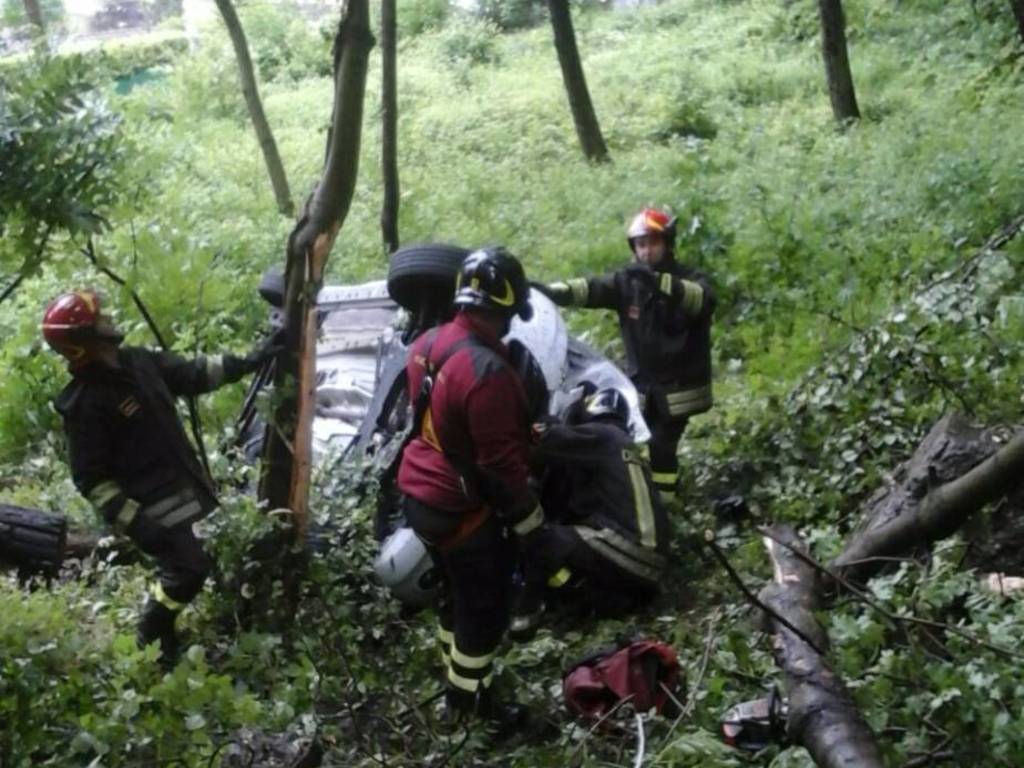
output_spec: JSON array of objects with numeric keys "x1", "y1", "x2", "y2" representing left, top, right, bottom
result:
[
  {"x1": 454, "y1": 247, "x2": 533, "y2": 321},
  {"x1": 582, "y1": 387, "x2": 630, "y2": 425}
]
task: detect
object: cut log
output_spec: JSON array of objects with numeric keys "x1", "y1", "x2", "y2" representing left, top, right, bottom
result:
[
  {"x1": 759, "y1": 524, "x2": 884, "y2": 768},
  {"x1": 834, "y1": 415, "x2": 1024, "y2": 583},
  {"x1": 0, "y1": 503, "x2": 67, "y2": 574}
]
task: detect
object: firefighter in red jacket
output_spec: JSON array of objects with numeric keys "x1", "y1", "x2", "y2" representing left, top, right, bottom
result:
[
  {"x1": 397, "y1": 248, "x2": 540, "y2": 726},
  {"x1": 534, "y1": 208, "x2": 715, "y2": 503},
  {"x1": 42, "y1": 290, "x2": 279, "y2": 664}
]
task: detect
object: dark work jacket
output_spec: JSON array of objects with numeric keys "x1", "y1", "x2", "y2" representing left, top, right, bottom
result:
[
  {"x1": 55, "y1": 347, "x2": 239, "y2": 525},
  {"x1": 535, "y1": 420, "x2": 669, "y2": 561},
  {"x1": 566, "y1": 259, "x2": 715, "y2": 417},
  {"x1": 397, "y1": 313, "x2": 533, "y2": 518}
]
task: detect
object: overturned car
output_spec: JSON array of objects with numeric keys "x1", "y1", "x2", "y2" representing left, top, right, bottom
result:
[{"x1": 242, "y1": 244, "x2": 650, "y2": 606}]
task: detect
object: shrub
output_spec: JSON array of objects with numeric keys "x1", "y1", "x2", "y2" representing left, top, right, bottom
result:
[
  {"x1": 237, "y1": 1, "x2": 331, "y2": 83},
  {"x1": 440, "y1": 14, "x2": 501, "y2": 68},
  {"x1": 663, "y1": 92, "x2": 719, "y2": 141},
  {"x1": 396, "y1": 0, "x2": 450, "y2": 37},
  {"x1": 476, "y1": 0, "x2": 545, "y2": 31}
]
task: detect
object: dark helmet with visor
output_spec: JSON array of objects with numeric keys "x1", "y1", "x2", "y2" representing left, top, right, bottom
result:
[{"x1": 454, "y1": 247, "x2": 533, "y2": 321}]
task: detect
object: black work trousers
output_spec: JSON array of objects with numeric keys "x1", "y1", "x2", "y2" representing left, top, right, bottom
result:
[
  {"x1": 520, "y1": 523, "x2": 656, "y2": 615},
  {"x1": 130, "y1": 519, "x2": 213, "y2": 609},
  {"x1": 642, "y1": 390, "x2": 689, "y2": 502},
  {"x1": 412, "y1": 504, "x2": 515, "y2": 703}
]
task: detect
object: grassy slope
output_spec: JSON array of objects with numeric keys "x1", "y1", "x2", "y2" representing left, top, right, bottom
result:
[{"x1": 2, "y1": 0, "x2": 1024, "y2": 765}]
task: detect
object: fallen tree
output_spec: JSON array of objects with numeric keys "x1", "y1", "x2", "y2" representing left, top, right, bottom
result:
[
  {"x1": 834, "y1": 414, "x2": 1024, "y2": 583},
  {"x1": 759, "y1": 524, "x2": 884, "y2": 768},
  {"x1": 751, "y1": 413, "x2": 1024, "y2": 766}
]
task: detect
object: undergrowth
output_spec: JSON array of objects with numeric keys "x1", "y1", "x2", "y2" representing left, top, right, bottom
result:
[{"x1": 2, "y1": 0, "x2": 1024, "y2": 765}]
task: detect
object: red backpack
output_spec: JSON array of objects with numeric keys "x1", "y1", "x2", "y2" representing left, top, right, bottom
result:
[{"x1": 563, "y1": 639, "x2": 681, "y2": 719}]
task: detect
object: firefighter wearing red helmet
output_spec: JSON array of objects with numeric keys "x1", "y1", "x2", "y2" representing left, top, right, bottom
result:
[
  {"x1": 397, "y1": 247, "x2": 538, "y2": 729},
  {"x1": 533, "y1": 208, "x2": 715, "y2": 504},
  {"x1": 42, "y1": 290, "x2": 282, "y2": 665}
]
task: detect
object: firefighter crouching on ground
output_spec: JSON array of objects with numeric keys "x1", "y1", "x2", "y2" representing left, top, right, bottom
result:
[
  {"x1": 42, "y1": 290, "x2": 281, "y2": 664},
  {"x1": 396, "y1": 247, "x2": 542, "y2": 726},
  {"x1": 510, "y1": 388, "x2": 669, "y2": 639},
  {"x1": 533, "y1": 208, "x2": 715, "y2": 503}
]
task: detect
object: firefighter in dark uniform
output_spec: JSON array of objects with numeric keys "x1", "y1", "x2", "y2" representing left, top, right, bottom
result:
[
  {"x1": 534, "y1": 208, "x2": 715, "y2": 504},
  {"x1": 397, "y1": 248, "x2": 541, "y2": 726},
  {"x1": 510, "y1": 388, "x2": 669, "y2": 639},
  {"x1": 42, "y1": 290, "x2": 280, "y2": 663}
]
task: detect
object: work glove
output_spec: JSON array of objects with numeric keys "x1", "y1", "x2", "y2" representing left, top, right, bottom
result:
[
  {"x1": 623, "y1": 263, "x2": 657, "y2": 287},
  {"x1": 233, "y1": 328, "x2": 287, "y2": 376},
  {"x1": 497, "y1": 490, "x2": 545, "y2": 537},
  {"x1": 529, "y1": 280, "x2": 574, "y2": 308},
  {"x1": 531, "y1": 414, "x2": 560, "y2": 438},
  {"x1": 224, "y1": 331, "x2": 286, "y2": 382}
]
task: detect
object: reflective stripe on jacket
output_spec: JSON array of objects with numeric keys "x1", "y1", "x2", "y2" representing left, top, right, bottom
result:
[
  {"x1": 56, "y1": 347, "x2": 242, "y2": 528},
  {"x1": 565, "y1": 259, "x2": 715, "y2": 417},
  {"x1": 534, "y1": 420, "x2": 669, "y2": 583}
]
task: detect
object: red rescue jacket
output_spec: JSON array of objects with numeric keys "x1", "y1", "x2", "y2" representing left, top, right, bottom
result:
[{"x1": 397, "y1": 313, "x2": 532, "y2": 517}]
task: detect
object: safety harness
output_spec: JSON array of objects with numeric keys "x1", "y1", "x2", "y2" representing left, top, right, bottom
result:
[{"x1": 407, "y1": 330, "x2": 489, "y2": 549}]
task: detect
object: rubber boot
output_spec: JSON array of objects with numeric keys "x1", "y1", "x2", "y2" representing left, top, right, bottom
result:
[
  {"x1": 137, "y1": 599, "x2": 180, "y2": 669},
  {"x1": 444, "y1": 685, "x2": 529, "y2": 738},
  {"x1": 509, "y1": 577, "x2": 546, "y2": 642}
]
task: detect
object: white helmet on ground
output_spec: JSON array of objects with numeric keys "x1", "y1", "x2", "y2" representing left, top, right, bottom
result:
[{"x1": 373, "y1": 527, "x2": 440, "y2": 608}]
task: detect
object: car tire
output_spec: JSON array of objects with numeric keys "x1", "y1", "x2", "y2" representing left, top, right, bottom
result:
[{"x1": 387, "y1": 243, "x2": 470, "y2": 312}]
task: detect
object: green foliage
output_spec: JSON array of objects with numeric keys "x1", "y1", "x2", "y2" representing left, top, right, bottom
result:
[
  {"x1": 662, "y1": 88, "x2": 719, "y2": 141},
  {"x1": 0, "y1": 32, "x2": 188, "y2": 81},
  {"x1": 396, "y1": 0, "x2": 450, "y2": 37},
  {"x1": 0, "y1": 53, "x2": 127, "y2": 274},
  {"x1": 3, "y1": 0, "x2": 1024, "y2": 764},
  {"x1": 439, "y1": 13, "x2": 502, "y2": 70},
  {"x1": 476, "y1": 0, "x2": 545, "y2": 31},
  {"x1": 236, "y1": 0, "x2": 332, "y2": 83},
  {"x1": 0, "y1": 0, "x2": 65, "y2": 32},
  {"x1": 169, "y1": 42, "x2": 250, "y2": 122},
  {"x1": 98, "y1": 32, "x2": 189, "y2": 78}
]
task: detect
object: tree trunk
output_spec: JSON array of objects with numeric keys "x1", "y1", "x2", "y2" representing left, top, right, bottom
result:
[
  {"x1": 1011, "y1": 0, "x2": 1024, "y2": 45},
  {"x1": 258, "y1": 0, "x2": 374, "y2": 542},
  {"x1": 547, "y1": 0, "x2": 610, "y2": 163},
  {"x1": 834, "y1": 425, "x2": 1024, "y2": 583},
  {"x1": 380, "y1": 0, "x2": 400, "y2": 255},
  {"x1": 817, "y1": 0, "x2": 860, "y2": 122},
  {"x1": 760, "y1": 525, "x2": 884, "y2": 768},
  {"x1": 213, "y1": 0, "x2": 295, "y2": 217},
  {"x1": 22, "y1": 0, "x2": 44, "y2": 32}
]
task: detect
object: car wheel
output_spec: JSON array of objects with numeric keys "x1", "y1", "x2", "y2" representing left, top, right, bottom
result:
[{"x1": 387, "y1": 243, "x2": 470, "y2": 314}]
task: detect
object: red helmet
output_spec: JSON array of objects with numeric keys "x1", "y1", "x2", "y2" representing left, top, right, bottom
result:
[
  {"x1": 41, "y1": 290, "x2": 106, "y2": 365},
  {"x1": 626, "y1": 208, "x2": 677, "y2": 252}
]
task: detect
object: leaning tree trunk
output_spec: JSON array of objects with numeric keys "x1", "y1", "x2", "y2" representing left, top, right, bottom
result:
[
  {"x1": 258, "y1": 0, "x2": 374, "y2": 542},
  {"x1": 547, "y1": 0, "x2": 610, "y2": 163},
  {"x1": 1011, "y1": 0, "x2": 1024, "y2": 45},
  {"x1": 214, "y1": 0, "x2": 295, "y2": 217},
  {"x1": 760, "y1": 525, "x2": 884, "y2": 768},
  {"x1": 834, "y1": 422, "x2": 1024, "y2": 584},
  {"x1": 817, "y1": 0, "x2": 860, "y2": 122},
  {"x1": 380, "y1": 0, "x2": 400, "y2": 254},
  {"x1": 22, "y1": 0, "x2": 44, "y2": 32}
]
